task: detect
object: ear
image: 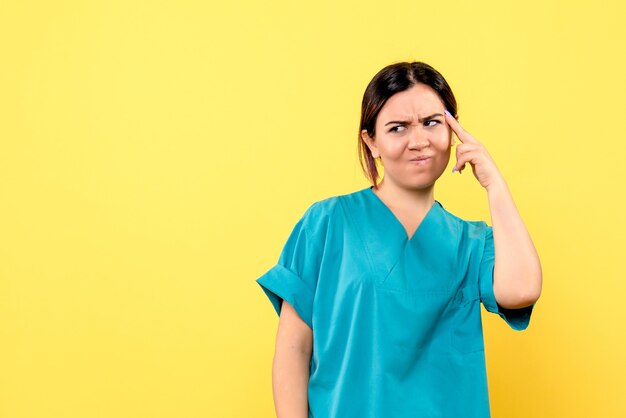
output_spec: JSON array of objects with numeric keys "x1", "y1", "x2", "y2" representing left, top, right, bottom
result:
[{"x1": 361, "y1": 130, "x2": 380, "y2": 159}]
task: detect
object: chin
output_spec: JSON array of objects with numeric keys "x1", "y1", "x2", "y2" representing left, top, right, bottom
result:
[
  {"x1": 402, "y1": 179, "x2": 437, "y2": 191},
  {"x1": 406, "y1": 171, "x2": 444, "y2": 189}
]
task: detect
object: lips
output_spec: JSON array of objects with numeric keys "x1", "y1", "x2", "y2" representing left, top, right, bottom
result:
[{"x1": 408, "y1": 155, "x2": 432, "y2": 166}]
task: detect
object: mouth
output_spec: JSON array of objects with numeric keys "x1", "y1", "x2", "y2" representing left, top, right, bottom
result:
[{"x1": 409, "y1": 156, "x2": 432, "y2": 165}]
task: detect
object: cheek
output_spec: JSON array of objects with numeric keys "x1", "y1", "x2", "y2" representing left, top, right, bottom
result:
[
  {"x1": 433, "y1": 136, "x2": 452, "y2": 152},
  {"x1": 441, "y1": 127, "x2": 453, "y2": 147},
  {"x1": 385, "y1": 141, "x2": 406, "y2": 157},
  {"x1": 433, "y1": 138, "x2": 452, "y2": 165}
]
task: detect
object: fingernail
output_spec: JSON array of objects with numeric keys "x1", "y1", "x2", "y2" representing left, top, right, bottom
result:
[
  {"x1": 444, "y1": 110, "x2": 452, "y2": 117},
  {"x1": 451, "y1": 166, "x2": 457, "y2": 173}
]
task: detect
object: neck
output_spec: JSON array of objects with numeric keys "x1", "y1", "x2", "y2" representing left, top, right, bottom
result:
[{"x1": 373, "y1": 178, "x2": 435, "y2": 212}]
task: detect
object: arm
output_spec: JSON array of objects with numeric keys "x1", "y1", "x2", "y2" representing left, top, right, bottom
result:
[
  {"x1": 272, "y1": 300, "x2": 313, "y2": 418},
  {"x1": 444, "y1": 110, "x2": 543, "y2": 309},
  {"x1": 487, "y1": 177, "x2": 542, "y2": 308}
]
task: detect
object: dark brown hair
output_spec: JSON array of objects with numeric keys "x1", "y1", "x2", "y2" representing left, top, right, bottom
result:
[{"x1": 358, "y1": 61, "x2": 458, "y2": 188}]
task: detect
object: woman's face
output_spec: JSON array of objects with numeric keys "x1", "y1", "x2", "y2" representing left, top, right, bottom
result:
[{"x1": 362, "y1": 83, "x2": 453, "y2": 191}]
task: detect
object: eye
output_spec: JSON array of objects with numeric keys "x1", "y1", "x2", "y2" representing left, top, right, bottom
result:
[
  {"x1": 424, "y1": 119, "x2": 441, "y2": 127},
  {"x1": 389, "y1": 125, "x2": 406, "y2": 133}
]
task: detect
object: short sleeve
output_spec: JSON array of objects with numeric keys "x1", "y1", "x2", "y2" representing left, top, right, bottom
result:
[
  {"x1": 255, "y1": 206, "x2": 324, "y2": 330},
  {"x1": 478, "y1": 224, "x2": 535, "y2": 331}
]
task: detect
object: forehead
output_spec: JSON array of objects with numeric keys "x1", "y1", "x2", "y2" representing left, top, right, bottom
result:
[{"x1": 378, "y1": 84, "x2": 444, "y2": 120}]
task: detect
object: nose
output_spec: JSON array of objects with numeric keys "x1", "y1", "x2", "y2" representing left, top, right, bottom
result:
[{"x1": 407, "y1": 125, "x2": 429, "y2": 150}]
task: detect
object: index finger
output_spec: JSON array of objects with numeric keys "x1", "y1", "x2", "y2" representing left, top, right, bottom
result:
[{"x1": 443, "y1": 110, "x2": 477, "y2": 144}]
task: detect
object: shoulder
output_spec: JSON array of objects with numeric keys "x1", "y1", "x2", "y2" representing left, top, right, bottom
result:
[
  {"x1": 298, "y1": 188, "x2": 366, "y2": 233},
  {"x1": 437, "y1": 202, "x2": 491, "y2": 240},
  {"x1": 297, "y1": 191, "x2": 344, "y2": 235},
  {"x1": 302, "y1": 194, "x2": 340, "y2": 218},
  {"x1": 301, "y1": 187, "x2": 366, "y2": 220}
]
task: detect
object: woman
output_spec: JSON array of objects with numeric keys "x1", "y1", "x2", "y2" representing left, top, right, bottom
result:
[{"x1": 256, "y1": 61, "x2": 542, "y2": 418}]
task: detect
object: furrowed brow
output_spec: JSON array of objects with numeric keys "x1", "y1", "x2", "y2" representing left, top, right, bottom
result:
[
  {"x1": 384, "y1": 113, "x2": 444, "y2": 126},
  {"x1": 419, "y1": 113, "x2": 444, "y2": 122}
]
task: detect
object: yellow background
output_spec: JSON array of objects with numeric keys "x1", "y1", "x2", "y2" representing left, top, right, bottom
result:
[{"x1": 1, "y1": 0, "x2": 624, "y2": 417}]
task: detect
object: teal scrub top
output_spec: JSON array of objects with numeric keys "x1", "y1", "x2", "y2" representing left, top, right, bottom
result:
[{"x1": 256, "y1": 186, "x2": 535, "y2": 418}]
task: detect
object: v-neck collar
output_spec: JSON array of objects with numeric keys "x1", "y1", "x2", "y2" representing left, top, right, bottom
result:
[
  {"x1": 365, "y1": 186, "x2": 442, "y2": 242},
  {"x1": 339, "y1": 186, "x2": 450, "y2": 284}
]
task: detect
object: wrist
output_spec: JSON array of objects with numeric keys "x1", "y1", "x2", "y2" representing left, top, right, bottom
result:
[{"x1": 485, "y1": 174, "x2": 508, "y2": 195}]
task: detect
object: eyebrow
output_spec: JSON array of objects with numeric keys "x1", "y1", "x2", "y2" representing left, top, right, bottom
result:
[{"x1": 384, "y1": 113, "x2": 444, "y2": 126}]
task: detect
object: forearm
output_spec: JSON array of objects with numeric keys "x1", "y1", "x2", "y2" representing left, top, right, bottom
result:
[
  {"x1": 272, "y1": 346, "x2": 311, "y2": 418},
  {"x1": 487, "y1": 176, "x2": 542, "y2": 309}
]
